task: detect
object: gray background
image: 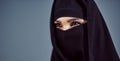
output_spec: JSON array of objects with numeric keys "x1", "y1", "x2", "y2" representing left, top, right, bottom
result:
[{"x1": 0, "y1": 0, "x2": 119, "y2": 61}]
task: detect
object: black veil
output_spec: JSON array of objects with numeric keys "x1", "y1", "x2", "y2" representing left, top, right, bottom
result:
[{"x1": 50, "y1": 0, "x2": 120, "y2": 61}]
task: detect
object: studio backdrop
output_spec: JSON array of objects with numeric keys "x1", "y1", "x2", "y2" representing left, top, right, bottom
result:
[{"x1": 0, "y1": 0, "x2": 120, "y2": 61}]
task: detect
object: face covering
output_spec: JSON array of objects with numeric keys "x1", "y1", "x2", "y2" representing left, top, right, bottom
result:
[
  {"x1": 55, "y1": 25, "x2": 85, "y2": 61},
  {"x1": 50, "y1": 0, "x2": 120, "y2": 61}
]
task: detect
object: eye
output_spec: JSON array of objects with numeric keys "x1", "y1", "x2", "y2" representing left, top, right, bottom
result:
[
  {"x1": 70, "y1": 21, "x2": 81, "y2": 27},
  {"x1": 55, "y1": 23, "x2": 62, "y2": 28}
]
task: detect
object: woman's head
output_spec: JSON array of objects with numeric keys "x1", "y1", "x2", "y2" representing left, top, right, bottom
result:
[{"x1": 51, "y1": 0, "x2": 120, "y2": 61}]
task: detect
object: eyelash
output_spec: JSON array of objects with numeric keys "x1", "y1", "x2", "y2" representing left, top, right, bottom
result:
[
  {"x1": 55, "y1": 21, "x2": 81, "y2": 28},
  {"x1": 55, "y1": 23, "x2": 62, "y2": 28},
  {"x1": 70, "y1": 21, "x2": 81, "y2": 27}
]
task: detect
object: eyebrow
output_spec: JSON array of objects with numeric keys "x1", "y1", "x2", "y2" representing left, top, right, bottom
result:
[
  {"x1": 67, "y1": 18, "x2": 78, "y2": 22},
  {"x1": 54, "y1": 20, "x2": 60, "y2": 24},
  {"x1": 54, "y1": 18, "x2": 79, "y2": 23}
]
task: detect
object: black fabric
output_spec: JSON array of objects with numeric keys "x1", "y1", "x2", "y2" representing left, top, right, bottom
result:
[
  {"x1": 50, "y1": 0, "x2": 120, "y2": 61},
  {"x1": 53, "y1": 0, "x2": 84, "y2": 21},
  {"x1": 55, "y1": 25, "x2": 85, "y2": 61}
]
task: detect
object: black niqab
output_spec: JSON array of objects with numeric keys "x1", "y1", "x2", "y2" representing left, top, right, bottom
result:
[
  {"x1": 50, "y1": 0, "x2": 120, "y2": 61},
  {"x1": 55, "y1": 25, "x2": 85, "y2": 61}
]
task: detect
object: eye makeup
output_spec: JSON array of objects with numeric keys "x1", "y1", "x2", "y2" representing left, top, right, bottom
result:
[{"x1": 54, "y1": 17, "x2": 87, "y2": 31}]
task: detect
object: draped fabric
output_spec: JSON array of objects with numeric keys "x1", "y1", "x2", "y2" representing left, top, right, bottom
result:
[{"x1": 50, "y1": 0, "x2": 120, "y2": 61}]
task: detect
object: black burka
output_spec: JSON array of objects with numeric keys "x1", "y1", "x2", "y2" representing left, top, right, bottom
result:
[{"x1": 50, "y1": 0, "x2": 120, "y2": 61}]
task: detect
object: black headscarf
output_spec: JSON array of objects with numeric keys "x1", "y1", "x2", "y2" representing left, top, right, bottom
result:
[{"x1": 50, "y1": 0, "x2": 120, "y2": 61}]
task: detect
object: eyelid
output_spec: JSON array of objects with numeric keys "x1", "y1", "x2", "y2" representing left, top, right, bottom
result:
[
  {"x1": 54, "y1": 20, "x2": 60, "y2": 24},
  {"x1": 70, "y1": 21, "x2": 81, "y2": 27},
  {"x1": 70, "y1": 20, "x2": 81, "y2": 24},
  {"x1": 67, "y1": 18, "x2": 78, "y2": 22},
  {"x1": 75, "y1": 19, "x2": 88, "y2": 24},
  {"x1": 55, "y1": 23, "x2": 62, "y2": 28}
]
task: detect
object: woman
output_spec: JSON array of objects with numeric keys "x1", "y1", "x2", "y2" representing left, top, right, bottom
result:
[{"x1": 50, "y1": 0, "x2": 120, "y2": 61}]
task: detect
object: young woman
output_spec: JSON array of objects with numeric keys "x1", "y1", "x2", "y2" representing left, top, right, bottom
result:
[{"x1": 50, "y1": 0, "x2": 120, "y2": 61}]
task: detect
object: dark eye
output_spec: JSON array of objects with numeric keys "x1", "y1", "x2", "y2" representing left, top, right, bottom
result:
[
  {"x1": 55, "y1": 23, "x2": 62, "y2": 28},
  {"x1": 70, "y1": 21, "x2": 81, "y2": 27}
]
